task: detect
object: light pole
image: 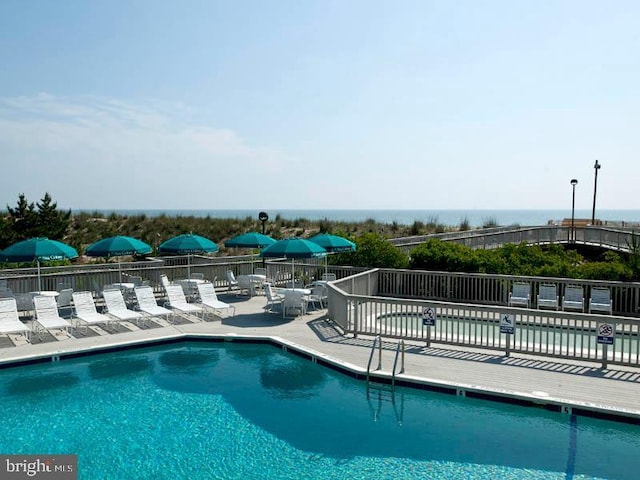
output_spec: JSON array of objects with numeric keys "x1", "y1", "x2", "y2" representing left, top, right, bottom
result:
[
  {"x1": 591, "y1": 160, "x2": 601, "y2": 225},
  {"x1": 570, "y1": 179, "x2": 578, "y2": 242}
]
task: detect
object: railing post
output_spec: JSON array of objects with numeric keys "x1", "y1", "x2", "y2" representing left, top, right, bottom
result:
[{"x1": 353, "y1": 301, "x2": 358, "y2": 338}]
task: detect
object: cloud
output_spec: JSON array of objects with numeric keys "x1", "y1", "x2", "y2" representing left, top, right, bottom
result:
[{"x1": 0, "y1": 94, "x2": 291, "y2": 210}]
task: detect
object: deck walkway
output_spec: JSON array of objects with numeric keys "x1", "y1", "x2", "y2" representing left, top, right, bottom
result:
[{"x1": 2, "y1": 293, "x2": 640, "y2": 422}]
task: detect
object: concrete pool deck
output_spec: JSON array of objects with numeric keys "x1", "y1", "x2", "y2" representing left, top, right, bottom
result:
[{"x1": 2, "y1": 293, "x2": 640, "y2": 423}]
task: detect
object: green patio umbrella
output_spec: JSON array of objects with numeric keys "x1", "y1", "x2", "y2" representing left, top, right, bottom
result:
[
  {"x1": 225, "y1": 232, "x2": 276, "y2": 249},
  {"x1": 85, "y1": 235, "x2": 153, "y2": 282},
  {"x1": 308, "y1": 233, "x2": 356, "y2": 278},
  {"x1": 0, "y1": 237, "x2": 79, "y2": 291},
  {"x1": 158, "y1": 233, "x2": 218, "y2": 278},
  {"x1": 226, "y1": 231, "x2": 276, "y2": 270},
  {"x1": 260, "y1": 238, "x2": 326, "y2": 287}
]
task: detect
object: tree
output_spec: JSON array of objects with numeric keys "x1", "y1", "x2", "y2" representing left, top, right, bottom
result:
[
  {"x1": 6, "y1": 193, "x2": 38, "y2": 242},
  {"x1": 332, "y1": 233, "x2": 409, "y2": 269},
  {"x1": 3, "y1": 193, "x2": 72, "y2": 245},
  {"x1": 35, "y1": 192, "x2": 71, "y2": 240}
]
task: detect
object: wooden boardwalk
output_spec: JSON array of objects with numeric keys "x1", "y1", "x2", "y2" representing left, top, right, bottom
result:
[{"x1": 2, "y1": 293, "x2": 640, "y2": 422}]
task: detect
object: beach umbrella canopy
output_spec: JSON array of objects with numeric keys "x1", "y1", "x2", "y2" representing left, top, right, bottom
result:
[
  {"x1": 260, "y1": 238, "x2": 327, "y2": 259},
  {"x1": 260, "y1": 238, "x2": 326, "y2": 286},
  {"x1": 307, "y1": 234, "x2": 356, "y2": 253},
  {"x1": 308, "y1": 233, "x2": 356, "y2": 278},
  {"x1": 158, "y1": 233, "x2": 218, "y2": 278},
  {"x1": 225, "y1": 232, "x2": 276, "y2": 249},
  {"x1": 85, "y1": 236, "x2": 153, "y2": 258},
  {"x1": 226, "y1": 231, "x2": 276, "y2": 271},
  {"x1": 85, "y1": 236, "x2": 152, "y2": 282},
  {"x1": 0, "y1": 237, "x2": 79, "y2": 291},
  {"x1": 158, "y1": 234, "x2": 219, "y2": 255}
]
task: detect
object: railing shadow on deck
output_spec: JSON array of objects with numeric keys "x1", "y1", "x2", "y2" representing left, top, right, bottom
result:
[{"x1": 306, "y1": 318, "x2": 640, "y2": 384}]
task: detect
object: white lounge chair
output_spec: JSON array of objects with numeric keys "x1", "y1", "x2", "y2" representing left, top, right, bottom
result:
[
  {"x1": 196, "y1": 282, "x2": 235, "y2": 317},
  {"x1": 71, "y1": 291, "x2": 114, "y2": 331},
  {"x1": 0, "y1": 297, "x2": 31, "y2": 344},
  {"x1": 508, "y1": 282, "x2": 531, "y2": 308},
  {"x1": 589, "y1": 287, "x2": 612, "y2": 314},
  {"x1": 103, "y1": 288, "x2": 145, "y2": 325},
  {"x1": 562, "y1": 286, "x2": 585, "y2": 312},
  {"x1": 165, "y1": 285, "x2": 204, "y2": 319},
  {"x1": 33, "y1": 295, "x2": 72, "y2": 338},
  {"x1": 134, "y1": 286, "x2": 173, "y2": 321},
  {"x1": 264, "y1": 283, "x2": 284, "y2": 313},
  {"x1": 537, "y1": 284, "x2": 559, "y2": 310}
]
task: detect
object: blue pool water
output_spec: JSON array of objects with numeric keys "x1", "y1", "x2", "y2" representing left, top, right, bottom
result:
[{"x1": 0, "y1": 342, "x2": 638, "y2": 479}]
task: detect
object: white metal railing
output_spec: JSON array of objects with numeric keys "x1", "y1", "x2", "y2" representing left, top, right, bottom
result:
[
  {"x1": 376, "y1": 268, "x2": 640, "y2": 317},
  {"x1": 391, "y1": 225, "x2": 640, "y2": 253},
  {"x1": 330, "y1": 269, "x2": 640, "y2": 368}
]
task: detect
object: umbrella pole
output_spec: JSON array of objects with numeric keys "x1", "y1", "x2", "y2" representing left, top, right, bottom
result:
[
  {"x1": 37, "y1": 260, "x2": 42, "y2": 291},
  {"x1": 325, "y1": 255, "x2": 329, "y2": 279},
  {"x1": 118, "y1": 260, "x2": 122, "y2": 283},
  {"x1": 187, "y1": 255, "x2": 191, "y2": 279}
]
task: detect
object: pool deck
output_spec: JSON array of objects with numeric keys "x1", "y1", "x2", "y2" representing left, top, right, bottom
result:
[{"x1": 2, "y1": 293, "x2": 640, "y2": 423}]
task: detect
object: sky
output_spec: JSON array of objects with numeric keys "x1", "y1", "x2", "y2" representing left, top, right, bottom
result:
[{"x1": 0, "y1": 0, "x2": 638, "y2": 212}]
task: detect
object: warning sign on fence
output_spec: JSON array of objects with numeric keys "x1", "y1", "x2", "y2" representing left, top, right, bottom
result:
[{"x1": 422, "y1": 307, "x2": 436, "y2": 326}]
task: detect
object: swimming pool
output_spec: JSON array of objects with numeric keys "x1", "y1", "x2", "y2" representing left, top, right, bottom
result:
[{"x1": 0, "y1": 341, "x2": 638, "y2": 479}]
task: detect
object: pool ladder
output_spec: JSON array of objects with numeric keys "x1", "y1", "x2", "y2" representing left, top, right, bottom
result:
[{"x1": 366, "y1": 335, "x2": 405, "y2": 423}]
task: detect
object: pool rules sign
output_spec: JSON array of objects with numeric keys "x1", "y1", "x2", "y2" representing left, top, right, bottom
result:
[{"x1": 500, "y1": 314, "x2": 515, "y2": 334}]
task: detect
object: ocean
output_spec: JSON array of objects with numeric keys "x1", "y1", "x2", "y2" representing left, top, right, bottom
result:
[{"x1": 75, "y1": 209, "x2": 640, "y2": 228}]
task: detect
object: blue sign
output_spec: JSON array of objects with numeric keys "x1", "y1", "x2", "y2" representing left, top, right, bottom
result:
[
  {"x1": 500, "y1": 314, "x2": 515, "y2": 334},
  {"x1": 422, "y1": 307, "x2": 436, "y2": 326},
  {"x1": 597, "y1": 323, "x2": 614, "y2": 345}
]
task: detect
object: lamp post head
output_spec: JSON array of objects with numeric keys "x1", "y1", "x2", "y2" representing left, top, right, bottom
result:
[
  {"x1": 594, "y1": 159, "x2": 601, "y2": 170},
  {"x1": 570, "y1": 179, "x2": 578, "y2": 186}
]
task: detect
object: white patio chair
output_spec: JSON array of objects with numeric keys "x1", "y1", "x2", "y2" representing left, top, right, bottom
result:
[
  {"x1": 321, "y1": 273, "x2": 337, "y2": 282},
  {"x1": 283, "y1": 290, "x2": 306, "y2": 318},
  {"x1": 226, "y1": 270, "x2": 239, "y2": 292},
  {"x1": 160, "y1": 274, "x2": 172, "y2": 289},
  {"x1": 264, "y1": 283, "x2": 284, "y2": 313},
  {"x1": 103, "y1": 288, "x2": 145, "y2": 325},
  {"x1": 589, "y1": 287, "x2": 612, "y2": 314},
  {"x1": 306, "y1": 283, "x2": 327, "y2": 311},
  {"x1": 536, "y1": 284, "x2": 559, "y2": 310},
  {"x1": 508, "y1": 282, "x2": 531, "y2": 308},
  {"x1": 0, "y1": 297, "x2": 31, "y2": 344},
  {"x1": 71, "y1": 291, "x2": 114, "y2": 331},
  {"x1": 562, "y1": 286, "x2": 585, "y2": 312},
  {"x1": 196, "y1": 282, "x2": 235, "y2": 318},
  {"x1": 56, "y1": 288, "x2": 74, "y2": 318},
  {"x1": 33, "y1": 295, "x2": 72, "y2": 338},
  {"x1": 134, "y1": 285, "x2": 174, "y2": 321},
  {"x1": 190, "y1": 272, "x2": 204, "y2": 280},
  {"x1": 165, "y1": 285, "x2": 204, "y2": 319}
]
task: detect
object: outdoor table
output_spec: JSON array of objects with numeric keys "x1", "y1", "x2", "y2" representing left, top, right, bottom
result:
[
  {"x1": 237, "y1": 274, "x2": 267, "y2": 296},
  {"x1": 29, "y1": 291, "x2": 59, "y2": 298}
]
